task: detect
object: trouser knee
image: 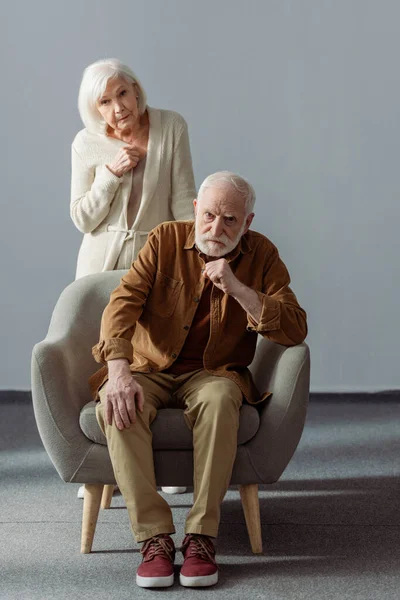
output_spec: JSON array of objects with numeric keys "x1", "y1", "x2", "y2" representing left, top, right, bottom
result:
[{"x1": 190, "y1": 379, "x2": 242, "y2": 426}]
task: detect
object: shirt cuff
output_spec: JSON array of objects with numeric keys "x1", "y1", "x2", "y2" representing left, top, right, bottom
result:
[
  {"x1": 92, "y1": 338, "x2": 134, "y2": 365},
  {"x1": 246, "y1": 291, "x2": 281, "y2": 333}
]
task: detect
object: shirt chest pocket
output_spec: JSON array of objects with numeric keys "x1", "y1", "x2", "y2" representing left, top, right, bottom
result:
[{"x1": 146, "y1": 271, "x2": 183, "y2": 318}]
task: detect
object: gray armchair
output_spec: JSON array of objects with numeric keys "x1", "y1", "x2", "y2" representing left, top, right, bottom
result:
[{"x1": 31, "y1": 271, "x2": 310, "y2": 555}]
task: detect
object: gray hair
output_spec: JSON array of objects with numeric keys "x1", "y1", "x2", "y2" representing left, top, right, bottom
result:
[
  {"x1": 198, "y1": 171, "x2": 256, "y2": 214},
  {"x1": 77, "y1": 58, "x2": 147, "y2": 134}
]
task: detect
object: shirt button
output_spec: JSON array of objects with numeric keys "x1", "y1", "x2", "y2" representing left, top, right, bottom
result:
[
  {"x1": 172, "y1": 353, "x2": 177, "y2": 359},
  {"x1": 183, "y1": 325, "x2": 189, "y2": 330},
  {"x1": 194, "y1": 296, "x2": 200, "y2": 303}
]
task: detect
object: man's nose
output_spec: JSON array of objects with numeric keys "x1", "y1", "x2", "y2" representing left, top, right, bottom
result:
[{"x1": 211, "y1": 218, "x2": 223, "y2": 237}]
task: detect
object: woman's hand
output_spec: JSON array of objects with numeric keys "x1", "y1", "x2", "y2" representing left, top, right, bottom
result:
[
  {"x1": 105, "y1": 359, "x2": 144, "y2": 430},
  {"x1": 106, "y1": 146, "x2": 141, "y2": 178}
]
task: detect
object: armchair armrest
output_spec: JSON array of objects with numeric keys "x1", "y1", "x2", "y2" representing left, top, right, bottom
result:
[
  {"x1": 246, "y1": 342, "x2": 310, "y2": 483},
  {"x1": 32, "y1": 339, "x2": 95, "y2": 482},
  {"x1": 30, "y1": 274, "x2": 120, "y2": 482}
]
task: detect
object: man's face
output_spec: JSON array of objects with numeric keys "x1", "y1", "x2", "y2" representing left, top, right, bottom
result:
[{"x1": 194, "y1": 185, "x2": 254, "y2": 258}]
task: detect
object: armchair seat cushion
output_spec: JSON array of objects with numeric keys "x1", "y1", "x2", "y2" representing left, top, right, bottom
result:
[{"x1": 79, "y1": 401, "x2": 260, "y2": 450}]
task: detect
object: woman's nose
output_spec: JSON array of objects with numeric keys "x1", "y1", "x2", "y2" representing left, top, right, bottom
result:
[{"x1": 114, "y1": 99, "x2": 123, "y2": 113}]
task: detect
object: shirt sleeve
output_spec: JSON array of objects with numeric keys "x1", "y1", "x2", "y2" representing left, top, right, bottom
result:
[
  {"x1": 92, "y1": 229, "x2": 159, "y2": 364},
  {"x1": 246, "y1": 246, "x2": 308, "y2": 346}
]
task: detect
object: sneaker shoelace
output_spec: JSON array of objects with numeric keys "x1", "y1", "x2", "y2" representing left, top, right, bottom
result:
[
  {"x1": 141, "y1": 536, "x2": 175, "y2": 563},
  {"x1": 181, "y1": 535, "x2": 218, "y2": 568}
]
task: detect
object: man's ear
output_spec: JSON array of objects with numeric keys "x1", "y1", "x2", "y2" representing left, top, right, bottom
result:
[
  {"x1": 193, "y1": 199, "x2": 198, "y2": 215},
  {"x1": 243, "y1": 213, "x2": 255, "y2": 234}
]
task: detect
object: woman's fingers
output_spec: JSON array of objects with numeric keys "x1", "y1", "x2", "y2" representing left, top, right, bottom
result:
[
  {"x1": 109, "y1": 147, "x2": 141, "y2": 175},
  {"x1": 123, "y1": 147, "x2": 140, "y2": 158}
]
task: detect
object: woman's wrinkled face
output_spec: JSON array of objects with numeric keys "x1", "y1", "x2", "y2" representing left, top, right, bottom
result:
[{"x1": 96, "y1": 77, "x2": 139, "y2": 133}]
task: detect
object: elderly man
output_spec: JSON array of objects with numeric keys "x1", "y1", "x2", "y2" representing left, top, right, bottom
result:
[{"x1": 91, "y1": 171, "x2": 307, "y2": 588}]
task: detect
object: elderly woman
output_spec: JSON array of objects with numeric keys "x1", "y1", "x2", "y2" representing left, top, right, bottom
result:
[
  {"x1": 71, "y1": 58, "x2": 196, "y2": 278},
  {"x1": 72, "y1": 58, "x2": 194, "y2": 495}
]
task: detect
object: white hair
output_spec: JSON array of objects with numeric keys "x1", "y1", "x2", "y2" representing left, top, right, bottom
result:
[
  {"x1": 198, "y1": 171, "x2": 256, "y2": 215},
  {"x1": 77, "y1": 58, "x2": 147, "y2": 134}
]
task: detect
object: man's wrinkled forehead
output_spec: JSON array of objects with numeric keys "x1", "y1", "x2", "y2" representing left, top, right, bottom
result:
[{"x1": 197, "y1": 184, "x2": 246, "y2": 214}]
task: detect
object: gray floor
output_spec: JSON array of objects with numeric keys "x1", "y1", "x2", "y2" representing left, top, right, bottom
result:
[{"x1": 1, "y1": 397, "x2": 400, "y2": 600}]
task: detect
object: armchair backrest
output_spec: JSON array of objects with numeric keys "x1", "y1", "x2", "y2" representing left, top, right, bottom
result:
[{"x1": 43, "y1": 270, "x2": 294, "y2": 407}]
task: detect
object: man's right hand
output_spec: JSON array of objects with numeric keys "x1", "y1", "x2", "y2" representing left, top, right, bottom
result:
[{"x1": 105, "y1": 359, "x2": 144, "y2": 430}]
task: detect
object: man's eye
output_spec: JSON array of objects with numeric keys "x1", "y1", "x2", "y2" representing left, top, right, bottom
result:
[
  {"x1": 120, "y1": 90, "x2": 126, "y2": 96},
  {"x1": 225, "y1": 217, "x2": 236, "y2": 224}
]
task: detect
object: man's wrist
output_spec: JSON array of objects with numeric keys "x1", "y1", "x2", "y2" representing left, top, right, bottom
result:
[
  {"x1": 107, "y1": 358, "x2": 131, "y2": 378},
  {"x1": 230, "y1": 279, "x2": 246, "y2": 300},
  {"x1": 231, "y1": 282, "x2": 263, "y2": 323}
]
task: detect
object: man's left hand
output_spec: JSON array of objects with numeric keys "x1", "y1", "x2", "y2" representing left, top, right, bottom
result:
[{"x1": 203, "y1": 259, "x2": 241, "y2": 295}]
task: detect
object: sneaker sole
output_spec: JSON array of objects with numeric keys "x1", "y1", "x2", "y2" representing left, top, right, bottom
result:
[
  {"x1": 161, "y1": 487, "x2": 187, "y2": 494},
  {"x1": 136, "y1": 574, "x2": 174, "y2": 588},
  {"x1": 179, "y1": 572, "x2": 218, "y2": 587}
]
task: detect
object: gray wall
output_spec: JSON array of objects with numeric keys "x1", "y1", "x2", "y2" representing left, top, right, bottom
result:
[{"x1": 1, "y1": 0, "x2": 399, "y2": 391}]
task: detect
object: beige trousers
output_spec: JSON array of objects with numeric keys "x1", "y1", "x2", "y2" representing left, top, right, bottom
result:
[{"x1": 96, "y1": 369, "x2": 242, "y2": 542}]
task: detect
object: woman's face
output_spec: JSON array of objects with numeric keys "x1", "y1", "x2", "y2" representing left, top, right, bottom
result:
[{"x1": 96, "y1": 77, "x2": 140, "y2": 133}]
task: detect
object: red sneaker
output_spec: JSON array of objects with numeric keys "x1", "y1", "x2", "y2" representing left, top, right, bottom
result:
[
  {"x1": 179, "y1": 534, "x2": 219, "y2": 587},
  {"x1": 136, "y1": 534, "x2": 175, "y2": 588}
]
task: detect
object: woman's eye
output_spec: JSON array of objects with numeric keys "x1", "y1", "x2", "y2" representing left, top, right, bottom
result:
[
  {"x1": 100, "y1": 99, "x2": 109, "y2": 105},
  {"x1": 120, "y1": 90, "x2": 126, "y2": 96}
]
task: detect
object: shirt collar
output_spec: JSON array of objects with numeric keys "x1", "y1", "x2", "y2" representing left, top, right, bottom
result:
[{"x1": 184, "y1": 222, "x2": 253, "y2": 256}]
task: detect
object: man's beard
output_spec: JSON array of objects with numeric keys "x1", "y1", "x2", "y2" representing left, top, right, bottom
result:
[{"x1": 195, "y1": 221, "x2": 246, "y2": 257}]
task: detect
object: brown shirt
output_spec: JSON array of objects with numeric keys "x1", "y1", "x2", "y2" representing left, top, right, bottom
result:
[
  {"x1": 165, "y1": 277, "x2": 212, "y2": 375},
  {"x1": 91, "y1": 221, "x2": 308, "y2": 404}
]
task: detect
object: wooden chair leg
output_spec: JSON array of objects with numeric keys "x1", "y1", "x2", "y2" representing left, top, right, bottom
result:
[
  {"x1": 239, "y1": 483, "x2": 263, "y2": 554},
  {"x1": 81, "y1": 483, "x2": 103, "y2": 554},
  {"x1": 101, "y1": 484, "x2": 115, "y2": 509}
]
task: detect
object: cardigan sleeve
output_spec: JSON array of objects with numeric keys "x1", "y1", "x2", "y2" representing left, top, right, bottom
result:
[
  {"x1": 170, "y1": 119, "x2": 196, "y2": 220},
  {"x1": 70, "y1": 144, "x2": 122, "y2": 234}
]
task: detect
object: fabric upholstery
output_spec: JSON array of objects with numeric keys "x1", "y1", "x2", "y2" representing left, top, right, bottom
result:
[
  {"x1": 80, "y1": 401, "x2": 260, "y2": 449},
  {"x1": 31, "y1": 270, "x2": 310, "y2": 486}
]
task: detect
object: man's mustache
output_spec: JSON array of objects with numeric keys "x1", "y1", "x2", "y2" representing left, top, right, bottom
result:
[{"x1": 200, "y1": 233, "x2": 229, "y2": 245}]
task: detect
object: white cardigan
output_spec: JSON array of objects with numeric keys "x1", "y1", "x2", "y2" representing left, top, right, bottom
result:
[{"x1": 70, "y1": 107, "x2": 196, "y2": 279}]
